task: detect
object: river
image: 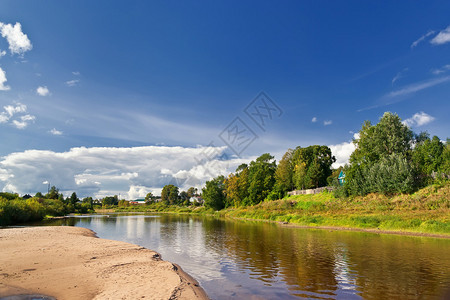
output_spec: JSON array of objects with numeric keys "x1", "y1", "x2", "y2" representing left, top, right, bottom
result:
[{"x1": 42, "y1": 213, "x2": 450, "y2": 299}]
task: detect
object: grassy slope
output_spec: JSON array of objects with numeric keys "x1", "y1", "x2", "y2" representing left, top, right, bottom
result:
[
  {"x1": 221, "y1": 182, "x2": 450, "y2": 235},
  {"x1": 113, "y1": 182, "x2": 450, "y2": 236}
]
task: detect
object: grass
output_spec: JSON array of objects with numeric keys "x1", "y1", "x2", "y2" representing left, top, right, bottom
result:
[
  {"x1": 222, "y1": 182, "x2": 450, "y2": 235},
  {"x1": 105, "y1": 182, "x2": 450, "y2": 236}
]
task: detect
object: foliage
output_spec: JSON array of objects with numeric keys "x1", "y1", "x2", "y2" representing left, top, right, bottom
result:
[
  {"x1": 224, "y1": 164, "x2": 249, "y2": 207},
  {"x1": 102, "y1": 195, "x2": 119, "y2": 206},
  {"x1": 292, "y1": 145, "x2": 335, "y2": 189},
  {"x1": 203, "y1": 175, "x2": 226, "y2": 211},
  {"x1": 247, "y1": 153, "x2": 277, "y2": 205},
  {"x1": 274, "y1": 149, "x2": 294, "y2": 194},
  {"x1": 161, "y1": 184, "x2": 179, "y2": 205}
]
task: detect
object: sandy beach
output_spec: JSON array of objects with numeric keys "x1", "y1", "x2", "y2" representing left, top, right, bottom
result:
[{"x1": 0, "y1": 226, "x2": 208, "y2": 300}]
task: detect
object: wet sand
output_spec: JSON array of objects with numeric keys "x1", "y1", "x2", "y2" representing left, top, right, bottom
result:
[{"x1": 0, "y1": 226, "x2": 208, "y2": 300}]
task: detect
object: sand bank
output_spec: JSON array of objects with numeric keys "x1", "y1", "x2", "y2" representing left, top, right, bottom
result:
[{"x1": 0, "y1": 226, "x2": 208, "y2": 300}]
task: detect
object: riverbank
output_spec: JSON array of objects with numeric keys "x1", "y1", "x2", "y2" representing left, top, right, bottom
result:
[
  {"x1": 0, "y1": 226, "x2": 208, "y2": 300},
  {"x1": 115, "y1": 182, "x2": 450, "y2": 237}
]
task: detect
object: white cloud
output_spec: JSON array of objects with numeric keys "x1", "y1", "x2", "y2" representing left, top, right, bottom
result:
[
  {"x1": 12, "y1": 114, "x2": 35, "y2": 129},
  {"x1": 0, "y1": 103, "x2": 35, "y2": 129},
  {"x1": 431, "y1": 64, "x2": 450, "y2": 75},
  {"x1": 0, "y1": 67, "x2": 11, "y2": 91},
  {"x1": 49, "y1": 128, "x2": 63, "y2": 135},
  {"x1": 72, "y1": 71, "x2": 80, "y2": 76},
  {"x1": 0, "y1": 145, "x2": 249, "y2": 199},
  {"x1": 4, "y1": 103, "x2": 26, "y2": 116},
  {"x1": 430, "y1": 26, "x2": 450, "y2": 45},
  {"x1": 0, "y1": 112, "x2": 9, "y2": 123},
  {"x1": 411, "y1": 30, "x2": 435, "y2": 48},
  {"x1": 324, "y1": 120, "x2": 332, "y2": 126},
  {"x1": 402, "y1": 112, "x2": 435, "y2": 127},
  {"x1": 0, "y1": 22, "x2": 32, "y2": 55},
  {"x1": 311, "y1": 117, "x2": 317, "y2": 123},
  {"x1": 387, "y1": 76, "x2": 450, "y2": 98},
  {"x1": 0, "y1": 50, "x2": 6, "y2": 57},
  {"x1": 329, "y1": 140, "x2": 356, "y2": 169},
  {"x1": 36, "y1": 86, "x2": 50, "y2": 96},
  {"x1": 65, "y1": 79, "x2": 80, "y2": 87}
]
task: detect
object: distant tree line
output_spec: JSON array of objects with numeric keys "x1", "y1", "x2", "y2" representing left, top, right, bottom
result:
[
  {"x1": 1, "y1": 111, "x2": 448, "y2": 222},
  {"x1": 200, "y1": 112, "x2": 449, "y2": 210}
]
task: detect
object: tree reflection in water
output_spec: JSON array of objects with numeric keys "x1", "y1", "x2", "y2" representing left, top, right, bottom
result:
[{"x1": 42, "y1": 214, "x2": 450, "y2": 299}]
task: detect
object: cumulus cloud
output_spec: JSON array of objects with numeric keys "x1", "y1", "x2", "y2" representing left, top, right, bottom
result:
[
  {"x1": 0, "y1": 145, "x2": 249, "y2": 199},
  {"x1": 328, "y1": 139, "x2": 356, "y2": 169},
  {"x1": 36, "y1": 86, "x2": 50, "y2": 96},
  {"x1": 0, "y1": 22, "x2": 32, "y2": 55},
  {"x1": 324, "y1": 120, "x2": 332, "y2": 126},
  {"x1": 4, "y1": 103, "x2": 26, "y2": 116},
  {"x1": 411, "y1": 30, "x2": 435, "y2": 48},
  {"x1": 72, "y1": 71, "x2": 80, "y2": 76},
  {"x1": 49, "y1": 128, "x2": 63, "y2": 135},
  {"x1": 430, "y1": 26, "x2": 450, "y2": 45},
  {"x1": 311, "y1": 117, "x2": 317, "y2": 123},
  {"x1": 0, "y1": 103, "x2": 35, "y2": 129},
  {"x1": 12, "y1": 114, "x2": 35, "y2": 129},
  {"x1": 402, "y1": 112, "x2": 435, "y2": 127},
  {"x1": 0, "y1": 67, "x2": 10, "y2": 91},
  {"x1": 0, "y1": 50, "x2": 5, "y2": 57},
  {"x1": 65, "y1": 79, "x2": 80, "y2": 87}
]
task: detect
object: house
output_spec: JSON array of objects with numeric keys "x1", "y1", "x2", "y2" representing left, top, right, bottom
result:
[
  {"x1": 189, "y1": 196, "x2": 204, "y2": 204},
  {"x1": 338, "y1": 170, "x2": 346, "y2": 186},
  {"x1": 131, "y1": 199, "x2": 146, "y2": 205}
]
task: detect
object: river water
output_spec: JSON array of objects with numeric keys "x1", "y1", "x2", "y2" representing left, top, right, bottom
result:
[{"x1": 45, "y1": 213, "x2": 450, "y2": 299}]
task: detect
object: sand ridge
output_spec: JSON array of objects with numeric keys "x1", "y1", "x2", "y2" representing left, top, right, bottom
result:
[{"x1": 0, "y1": 226, "x2": 208, "y2": 300}]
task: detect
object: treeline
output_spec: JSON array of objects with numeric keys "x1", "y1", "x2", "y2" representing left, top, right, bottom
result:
[
  {"x1": 0, "y1": 187, "x2": 95, "y2": 225},
  {"x1": 200, "y1": 112, "x2": 449, "y2": 210}
]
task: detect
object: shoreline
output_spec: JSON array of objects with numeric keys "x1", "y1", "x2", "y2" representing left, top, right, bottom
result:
[
  {"x1": 109, "y1": 210, "x2": 450, "y2": 239},
  {"x1": 0, "y1": 226, "x2": 208, "y2": 300}
]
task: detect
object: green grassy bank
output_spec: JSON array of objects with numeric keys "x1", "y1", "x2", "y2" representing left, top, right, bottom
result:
[{"x1": 114, "y1": 182, "x2": 450, "y2": 236}]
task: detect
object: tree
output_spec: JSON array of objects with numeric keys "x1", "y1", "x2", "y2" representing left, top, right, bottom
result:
[
  {"x1": 292, "y1": 145, "x2": 335, "y2": 189},
  {"x1": 69, "y1": 192, "x2": 79, "y2": 205},
  {"x1": 224, "y1": 164, "x2": 250, "y2": 207},
  {"x1": 102, "y1": 195, "x2": 118, "y2": 206},
  {"x1": 187, "y1": 187, "x2": 198, "y2": 198},
  {"x1": 247, "y1": 153, "x2": 276, "y2": 205},
  {"x1": 412, "y1": 135, "x2": 445, "y2": 185},
  {"x1": 161, "y1": 185, "x2": 179, "y2": 205},
  {"x1": 46, "y1": 186, "x2": 60, "y2": 200},
  {"x1": 203, "y1": 175, "x2": 226, "y2": 210},
  {"x1": 274, "y1": 149, "x2": 294, "y2": 194},
  {"x1": 350, "y1": 112, "x2": 413, "y2": 166},
  {"x1": 347, "y1": 112, "x2": 415, "y2": 195},
  {"x1": 145, "y1": 192, "x2": 154, "y2": 204},
  {"x1": 179, "y1": 191, "x2": 189, "y2": 205}
]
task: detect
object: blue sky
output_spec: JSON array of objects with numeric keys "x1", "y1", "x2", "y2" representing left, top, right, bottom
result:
[{"x1": 0, "y1": 1, "x2": 449, "y2": 198}]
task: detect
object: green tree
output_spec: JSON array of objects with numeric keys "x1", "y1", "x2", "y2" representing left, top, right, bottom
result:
[
  {"x1": 292, "y1": 145, "x2": 335, "y2": 189},
  {"x1": 161, "y1": 185, "x2": 179, "y2": 205},
  {"x1": 347, "y1": 112, "x2": 415, "y2": 195},
  {"x1": 102, "y1": 195, "x2": 118, "y2": 206},
  {"x1": 46, "y1": 186, "x2": 60, "y2": 200},
  {"x1": 145, "y1": 192, "x2": 154, "y2": 204},
  {"x1": 274, "y1": 149, "x2": 294, "y2": 194},
  {"x1": 69, "y1": 192, "x2": 79, "y2": 205},
  {"x1": 187, "y1": 187, "x2": 198, "y2": 198},
  {"x1": 203, "y1": 175, "x2": 226, "y2": 210},
  {"x1": 247, "y1": 153, "x2": 276, "y2": 205},
  {"x1": 179, "y1": 191, "x2": 189, "y2": 205},
  {"x1": 412, "y1": 135, "x2": 445, "y2": 185},
  {"x1": 350, "y1": 112, "x2": 413, "y2": 166}
]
